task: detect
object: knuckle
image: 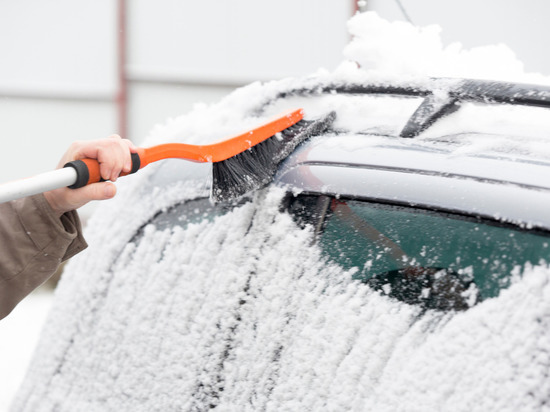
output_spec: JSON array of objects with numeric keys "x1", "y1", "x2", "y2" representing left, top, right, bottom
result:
[{"x1": 100, "y1": 139, "x2": 119, "y2": 152}]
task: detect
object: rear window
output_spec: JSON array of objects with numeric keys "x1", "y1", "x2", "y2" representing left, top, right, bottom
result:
[
  {"x1": 289, "y1": 195, "x2": 550, "y2": 311},
  {"x1": 130, "y1": 197, "x2": 242, "y2": 243}
]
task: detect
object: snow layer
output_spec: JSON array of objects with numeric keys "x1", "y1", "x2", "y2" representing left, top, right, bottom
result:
[
  {"x1": 12, "y1": 185, "x2": 550, "y2": 411},
  {"x1": 0, "y1": 291, "x2": 52, "y2": 411},
  {"x1": 12, "y1": 11, "x2": 550, "y2": 412}
]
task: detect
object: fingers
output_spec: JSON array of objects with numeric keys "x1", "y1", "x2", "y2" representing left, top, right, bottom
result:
[
  {"x1": 74, "y1": 135, "x2": 137, "y2": 182},
  {"x1": 44, "y1": 183, "x2": 117, "y2": 217},
  {"x1": 66, "y1": 182, "x2": 118, "y2": 210},
  {"x1": 98, "y1": 137, "x2": 127, "y2": 182},
  {"x1": 46, "y1": 135, "x2": 136, "y2": 215},
  {"x1": 75, "y1": 182, "x2": 117, "y2": 203}
]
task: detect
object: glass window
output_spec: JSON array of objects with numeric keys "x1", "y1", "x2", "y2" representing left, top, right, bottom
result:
[
  {"x1": 130, "y1": 197, "x2": 241, "y2": 243},
  {"x1": 290, "y1": 196, "x2": 550, "y2": 311}
]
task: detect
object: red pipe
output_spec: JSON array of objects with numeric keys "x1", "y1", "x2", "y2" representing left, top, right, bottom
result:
[{"x1": 117, "y1": 0, "x2": 128, "y2": 139}]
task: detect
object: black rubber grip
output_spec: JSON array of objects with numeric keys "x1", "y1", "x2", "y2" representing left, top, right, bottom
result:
[
  {"x1": 63, "y1": 153, "x2": 141, "y2": 189},
  {"x1": 130, "y1": 153, "x2": 141, "y2": 174},
  {"x1": 64, "y1": 160, "x2": 90, "y2": 189},
  {"x1": 63, "y1": 152, "x2": 142, "y2": 190}
]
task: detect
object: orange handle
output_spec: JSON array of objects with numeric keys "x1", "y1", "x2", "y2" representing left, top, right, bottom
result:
[
  {"x1": 139, "y1": 108, "x2": 304, "y2": 166},
  {"x1": 63, "y1": 153, "x2": 142, "y2": 188},
  {"x1": 63, "y1": 108, "x2": 304, "y2": 189}
]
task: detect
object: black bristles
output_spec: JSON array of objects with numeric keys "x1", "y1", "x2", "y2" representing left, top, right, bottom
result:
[{"x1": 211, "y1": 111, "x2": 336, "y2": 202}]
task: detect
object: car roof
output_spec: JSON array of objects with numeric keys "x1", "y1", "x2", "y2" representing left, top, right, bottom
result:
[
  {"x1": 147, "y1": 77, "x2": 550, "y2": 231},
  {"x1": 275, "y1": 134, "x2": 550, "y2": 230},
  {"x1": 263, "y1": 78, "x2": 550, "y2": 231}
]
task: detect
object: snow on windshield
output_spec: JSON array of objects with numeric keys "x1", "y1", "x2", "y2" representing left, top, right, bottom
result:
[{"x1": 12, "y1": 11, "x2": 550, "y2": 412}]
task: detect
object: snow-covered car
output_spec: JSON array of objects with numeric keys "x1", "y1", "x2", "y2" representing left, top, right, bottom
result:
[{"x1": 13, "y1": 76, "x2": 550, "y2": 411}]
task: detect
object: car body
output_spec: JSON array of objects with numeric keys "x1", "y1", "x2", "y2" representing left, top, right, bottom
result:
[{"x1": 12, "y1": 76, "x2": 550, "y2": 411}]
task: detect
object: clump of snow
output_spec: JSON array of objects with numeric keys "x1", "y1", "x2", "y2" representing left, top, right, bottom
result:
[{"x1": 343, "y1": 11, "x2": 550, "y2": 85}]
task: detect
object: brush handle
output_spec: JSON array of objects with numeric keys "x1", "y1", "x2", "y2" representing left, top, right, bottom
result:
[
  {"x1": 0, "y1": 168, "x2": 78, "y2": 204},
  {"x1": 63, "y1": 152, "x2": 142, "y2": 189}
]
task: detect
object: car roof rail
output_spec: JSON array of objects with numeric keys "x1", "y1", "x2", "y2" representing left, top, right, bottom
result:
[{"x1": 266, "y1": 78, "x2": 550, "y2": 138}]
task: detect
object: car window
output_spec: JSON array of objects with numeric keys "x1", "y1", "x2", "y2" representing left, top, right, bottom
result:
[
  {"x1": 130, "y1": 197, "x2": 243, "y2": 243},
  {"x1": 422, "y1": 102, "x2": 550, "y2": 141},
  {"x1": 289, "y1": 195, "x2": 550, "y2": 311},
  {"x1": 264, "y1": 94, "x2": 424, "y2": 136}
]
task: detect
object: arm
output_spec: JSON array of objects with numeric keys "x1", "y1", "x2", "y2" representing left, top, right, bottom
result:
[
  {"x1": 0, "y1": 194, "x2": 86, "y2": 319},
  {"x1": 0, "y1": 135, "x2": 136, "y2": 319}
]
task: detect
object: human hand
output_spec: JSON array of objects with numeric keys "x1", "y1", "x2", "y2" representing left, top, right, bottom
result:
[{"x1": 44, "y1": 135, "x2": 137, "y2": 216}]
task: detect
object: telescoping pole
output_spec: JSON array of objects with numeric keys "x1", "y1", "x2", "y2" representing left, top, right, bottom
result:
[{"x1": 0, "y1": 168, "x2": 77, "y2": 204}]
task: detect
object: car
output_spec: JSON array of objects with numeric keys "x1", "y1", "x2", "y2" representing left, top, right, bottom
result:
[{"x1": 12, "y1": 76, "x2": 550, "y2": 411}]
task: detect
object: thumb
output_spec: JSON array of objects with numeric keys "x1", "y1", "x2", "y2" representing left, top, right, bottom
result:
[
  {"x1": 76, "y1": 182, "x2": 117, "y2": 202},
  {"x1": 44, "y1": 182, "x2": 118, "y2": 216},
  {"x1": 65, "y1": 182, "x2": 117, "y2": 210}
]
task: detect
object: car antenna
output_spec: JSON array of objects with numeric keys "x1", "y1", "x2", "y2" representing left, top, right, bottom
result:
[{"x1": 394, "y1": 0, "x2": 414, "y2": 25}]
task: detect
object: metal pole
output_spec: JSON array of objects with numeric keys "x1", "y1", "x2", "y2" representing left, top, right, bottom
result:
[
  {"x1": 0, "y1": 168, "x2": 77, "y2": 204},
  {"x1": 117, "y1": 0, "x2": 128, "y2": 139}
]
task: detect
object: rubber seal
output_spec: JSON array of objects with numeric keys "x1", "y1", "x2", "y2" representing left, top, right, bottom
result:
[{"x1": 64, "y1": 160, "x2": 89, "y2": 189}]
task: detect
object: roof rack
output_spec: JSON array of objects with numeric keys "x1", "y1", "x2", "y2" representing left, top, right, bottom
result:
[{"x1": 268, "y1": 78, "x2": 550, "y2": 138}]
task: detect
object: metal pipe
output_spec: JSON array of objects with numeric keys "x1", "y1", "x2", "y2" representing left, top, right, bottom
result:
[
  {"x1": 0, "y1": 89, "x2": 114, "y2": 102},
  {"x1": 117, "y1": 0, "x2": 128, "y2": 139},
  {"x1": 0, "y1": 168, "x2": 77, "y2": 204}
]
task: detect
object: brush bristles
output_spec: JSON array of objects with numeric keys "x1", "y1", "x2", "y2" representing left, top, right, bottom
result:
[{"x1": 211, "y1": 111, "x2": 336, "y2": 202}]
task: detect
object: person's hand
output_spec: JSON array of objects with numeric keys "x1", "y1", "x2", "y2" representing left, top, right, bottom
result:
[{"x1": 44, "y1": 135, "x2": 137, "y2": 216}]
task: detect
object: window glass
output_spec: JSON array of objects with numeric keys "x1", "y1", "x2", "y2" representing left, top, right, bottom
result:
[
  {"x1": 265, "y1": 94, "x2": 423, "y2": 136},
  {"x1": 294, "y1": 197, "x2": 550, "y2": 310},
  {"x1": 131, "y1": 197, "x2": 239, "y2": 243}
]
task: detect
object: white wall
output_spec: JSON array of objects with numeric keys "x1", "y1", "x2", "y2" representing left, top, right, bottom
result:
[
  {"x1": 0, "y1": 0, "x2": 117, "y2": 94},
  {"x1": 127, "y1": 0, "x2": 352, "y2": 82},
  {"x1": 0, "y1": 0, "x2": 117, "y2": 184}
]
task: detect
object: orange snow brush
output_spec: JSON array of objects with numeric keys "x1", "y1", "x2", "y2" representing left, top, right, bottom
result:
[
  {"x1": 0, "y1": 108, "x2": 335, "y2": 204},
  {"x1": 65, "y1": 109, "x2": 304, "y2": 188},
  {"x1": 64, "y1": 108, "x2": 336, "y2": 202}
]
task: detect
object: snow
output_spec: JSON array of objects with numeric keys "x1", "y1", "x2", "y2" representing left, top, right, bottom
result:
[
  {"x1": 8, "y1": 11, "x2": 550, "y2": 412},
  {"x1": 0, "y1": 290, "x2": 53, "y2": 411},
  {"x1": 344, "y1": 11, "x2": 550, "y2": 85}
]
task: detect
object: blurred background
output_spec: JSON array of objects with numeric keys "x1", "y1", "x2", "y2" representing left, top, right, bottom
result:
[{"x1": 1, "y1": 0, "x2": 549, "y2": 410}]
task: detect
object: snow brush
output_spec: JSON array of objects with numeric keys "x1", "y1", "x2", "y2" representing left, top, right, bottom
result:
[
  {"x1": 0, "y1": 109, "x2": 335, "y2": 204},
  {"x1": 211, "y1": 110, "x2": 336, "y2": 201}
]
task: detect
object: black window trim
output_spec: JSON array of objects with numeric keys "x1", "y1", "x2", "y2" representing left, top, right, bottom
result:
[{"x1": 290, "y1": 191, "x2": 550, "y2": 239}]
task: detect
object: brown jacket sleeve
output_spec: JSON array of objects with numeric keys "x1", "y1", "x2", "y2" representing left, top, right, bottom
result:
[{"x1": 0, "y1": 194, "x2": 87, "y2": 319}]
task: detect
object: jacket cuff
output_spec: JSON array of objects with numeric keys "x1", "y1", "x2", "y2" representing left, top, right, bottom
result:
[{"x1": 15, "y1": 194, "x2": 88, "y2": 261}]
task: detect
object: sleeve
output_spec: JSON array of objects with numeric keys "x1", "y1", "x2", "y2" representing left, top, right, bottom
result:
[{"x1": 0, "y1": 194, "x2": 88, "y2": 319}]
